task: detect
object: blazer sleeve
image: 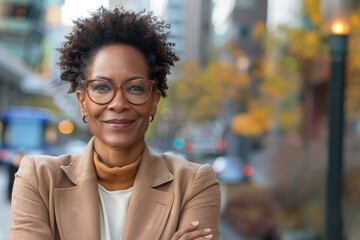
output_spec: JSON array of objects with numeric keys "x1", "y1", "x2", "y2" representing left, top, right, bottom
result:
[
  {"x1": 10, "y1": 155, "x2": 54, "y2": 240},
  {"x1": 178, "y1": 164, "x2": 221, "y2": 240}
]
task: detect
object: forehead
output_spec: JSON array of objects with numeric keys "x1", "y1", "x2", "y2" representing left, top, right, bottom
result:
[{"x1": 88, "y1": 44, "x2": 149, "y2": 79}]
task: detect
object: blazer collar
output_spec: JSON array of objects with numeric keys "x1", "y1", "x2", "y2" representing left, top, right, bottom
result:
[
  {"x1": 122, "y1": 144, "x2": 175, "y2": 240},
  {"x1": 60, "y1": 138, "x2": 174, "y2": 187},
  {"x1": 138, "y1": 144, "x2": 174, "y2": 187},
  {"x1": 55, "y1": 138, "x2": 100, "y2": 240},
  {"x1": 60, "y1": 137, "x2": 97, "y2": 185}
]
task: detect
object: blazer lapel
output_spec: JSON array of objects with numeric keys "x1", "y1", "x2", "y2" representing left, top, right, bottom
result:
[
  {"x1": 54, "y1": 138, "x2": 101, "y2": 240},
  {"x1": 122, "y1": 146, "x2": 174, "y2": 240}
]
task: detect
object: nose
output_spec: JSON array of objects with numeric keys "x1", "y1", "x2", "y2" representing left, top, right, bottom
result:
[{"x1": 107, "y1": 88, "x2": 130, "y2": 112}]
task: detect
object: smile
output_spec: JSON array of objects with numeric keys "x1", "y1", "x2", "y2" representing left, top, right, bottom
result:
[{"x1": 103, "y1": 119, "x2": 135, "y2": 129}]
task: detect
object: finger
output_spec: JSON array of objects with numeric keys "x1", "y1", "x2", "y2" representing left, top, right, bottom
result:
[
  {"x1": 179, "y1": 228, "x2": 212, "y2": 240},
  {"x1": 171, "y1": 221, "x2": 200, "y2": 240}
]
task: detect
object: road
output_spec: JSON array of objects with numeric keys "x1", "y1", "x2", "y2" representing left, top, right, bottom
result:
[{"x1": 0, "y1": 166, "x2": 243, "y2": 240}]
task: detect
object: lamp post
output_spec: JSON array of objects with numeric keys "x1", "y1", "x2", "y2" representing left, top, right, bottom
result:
[{"x1": 321, "y1": 0, "x2": 350, "y2": 239}]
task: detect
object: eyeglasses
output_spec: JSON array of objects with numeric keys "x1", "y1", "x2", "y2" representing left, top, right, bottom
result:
[{"x1": 82, "y1": 78, "x2": 155, "y2": 105}]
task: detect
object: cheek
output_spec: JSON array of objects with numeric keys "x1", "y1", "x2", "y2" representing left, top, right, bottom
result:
[
  {"x1": 85, "y1": 100, "x2": 104, "y2": 118},
  {"x1": 138, "y1": 104, "x2": 154, "y2": 118}
]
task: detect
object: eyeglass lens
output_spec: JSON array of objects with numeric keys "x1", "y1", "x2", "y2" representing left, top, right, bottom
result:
[{"x1": 86, "y1": 79, "x2": 152, "y2": 105}]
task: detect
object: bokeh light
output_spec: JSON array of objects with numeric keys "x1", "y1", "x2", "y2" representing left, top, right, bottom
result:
[{"x1": 58, "y1": 120, "x2": 74, "y2": 135}]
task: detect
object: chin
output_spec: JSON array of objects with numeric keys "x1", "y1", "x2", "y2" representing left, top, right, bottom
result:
[{"x1": 102, "y1": 135, "x2": 144, "y2": 149}]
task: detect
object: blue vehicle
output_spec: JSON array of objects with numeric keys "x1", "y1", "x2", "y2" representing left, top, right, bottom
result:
[
  {"x1": 0, "y1": 107, "x2": 55, "y2": 200},
  {"x1": 0, "y1": 107, "x2": 54, "y2": 157}
]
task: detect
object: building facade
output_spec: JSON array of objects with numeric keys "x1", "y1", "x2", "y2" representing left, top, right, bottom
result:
[
  {"x1": 0, "y1": 0, "x2": 47, "y2": 67},
  {"x1": 0, "y1": 0, "x2": 51, "y2": 113},
  {"x1": 160, "y1": 0, "x2": 212, "y2": 65},
  {"x1": 212, "y1": 0, "x2": 268, "y2": 61}
]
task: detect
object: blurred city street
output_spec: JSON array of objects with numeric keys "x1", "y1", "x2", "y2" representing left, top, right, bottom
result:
[{"x1": 1, "y1": 0, "x2": 360, "y2": 239}]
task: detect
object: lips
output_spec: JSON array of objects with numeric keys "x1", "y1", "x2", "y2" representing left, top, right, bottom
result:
[
  {"x1": 103, "y1": 119, "x2": 135, "y2": 129},
  {"x1": 104, "y1": 119, "x2": 135, "y2": 124}
]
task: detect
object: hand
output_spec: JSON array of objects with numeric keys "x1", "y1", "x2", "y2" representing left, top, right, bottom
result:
[{"x1": 171, "y1": 221, "x2": 213, "y2": 240}]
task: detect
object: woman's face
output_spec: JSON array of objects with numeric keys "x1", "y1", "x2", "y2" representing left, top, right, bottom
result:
[{"x1": 76, "y1": 44, "x2": 161, "y2": 149}]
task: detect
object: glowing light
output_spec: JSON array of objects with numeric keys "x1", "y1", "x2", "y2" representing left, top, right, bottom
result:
[
  {"x1": 330, "y1": 20, "x2": 350, "y2": 35},
  {"x1": 184, "y1": 141, "x2": 195, "y2": 153},
  {"x1": 242, "y1": 164, "x2": 254, "y2": 177},
  {"x1": 172, "y1": 138, "x2": 185, "y2": 150},
  {"x1": 216, "y1": 138, "x2": 228, "y2": 151},
  {"x1": 213, "y1": 157, "x2": 226, "y2": 173},
  {"x1": 161, "y1": 107, "x2": 173, "y2": 120},
  {"x1": 58, "y1": 120, "x2": 74, "y2": 135}
]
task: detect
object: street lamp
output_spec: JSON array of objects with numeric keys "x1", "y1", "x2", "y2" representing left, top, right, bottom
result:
[{"x1": 321, "y1": 0, "x2": 351, "y2": 239}]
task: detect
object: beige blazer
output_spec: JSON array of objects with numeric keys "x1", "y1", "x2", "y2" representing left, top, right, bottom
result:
[{"x1": 10, "y1": 139, "x2": 221, "y2": 240}]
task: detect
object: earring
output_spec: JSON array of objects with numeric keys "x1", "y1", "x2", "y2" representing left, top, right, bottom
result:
[
  {"x1": 149, "y1": 115, "x2": 154, "y2": 122},
  {"x1": 82, "y1": 115, "x2": 88, "y2": 123}
]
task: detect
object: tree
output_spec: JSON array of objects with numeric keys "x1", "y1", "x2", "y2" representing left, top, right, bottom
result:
[{"x1": 169, "y1": 58, "x2": 250, "y2": 123}]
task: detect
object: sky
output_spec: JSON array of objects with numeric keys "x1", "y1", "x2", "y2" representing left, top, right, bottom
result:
[
  {"x1": 61, "y1": 0, "x2": 165, "y2": 25},
  {"x1": 149, "y1": 0, "x2": 166, "y2": 16},
  {"x1": 61, "y1": 0, "x2": 299, "y2": 30},
  {"x1": 61, "y1": 0, "x2": 109, "y2": 25},
  {"x1": 267, "y1": 0, "x2": 301, "y2": 28}
]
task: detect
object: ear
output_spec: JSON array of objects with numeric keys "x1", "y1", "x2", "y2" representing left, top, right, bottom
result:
[
  {"x1": 150, "y1": 90, "x2": 161, "y2": 116},
  {"x1": 76, "y1": 90, "x2": 88, "y2": 116}
]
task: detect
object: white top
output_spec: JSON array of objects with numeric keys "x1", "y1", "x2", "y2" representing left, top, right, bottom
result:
[{"x1": 98, "y1": 184, "x2": 133, "y2": 240}]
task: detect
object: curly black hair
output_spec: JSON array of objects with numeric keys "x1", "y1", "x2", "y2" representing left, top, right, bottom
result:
[{"x1": 57, "y1": 6, "x2": 179, "y2": 97}]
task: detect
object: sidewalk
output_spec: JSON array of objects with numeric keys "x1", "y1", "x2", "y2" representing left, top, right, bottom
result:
[{"x1": 0, "y1": 166, "x2": 11, "y2": 240}]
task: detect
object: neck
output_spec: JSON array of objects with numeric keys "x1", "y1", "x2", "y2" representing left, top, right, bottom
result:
[
  {"x1": 93, "y1": 138, "x2": 145, "y2": 168},
  {"x1": 94, "y1": 151, "x2": 141, "y2": 191}
]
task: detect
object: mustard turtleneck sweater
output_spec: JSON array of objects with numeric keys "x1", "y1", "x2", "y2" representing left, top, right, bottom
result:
[{"x1": 93, "y1": 151, "x2": 141, "y2": 191}]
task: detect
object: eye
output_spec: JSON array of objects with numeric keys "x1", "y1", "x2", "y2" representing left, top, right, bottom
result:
[
  {"x1": 90, "y1": 80, "x2": 113, "y2": 92},
  {"x1": 128, "y1": 85, "x2": 145, "y2": 92},
  {"x1": 125, "y1": 80, "x2": 148, "y2": 94}
]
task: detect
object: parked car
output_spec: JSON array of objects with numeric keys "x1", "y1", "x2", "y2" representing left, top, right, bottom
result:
[{"x1": 212, "y1": 155, "x2": 253, "y2": 183}]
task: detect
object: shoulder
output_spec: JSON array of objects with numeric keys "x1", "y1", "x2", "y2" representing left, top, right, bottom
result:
[
  {"x1": 161, "y1": 153, "x2": 218, "y2": 184},
  {"x1": 16, "y1": 154, "x2": 77, "y2": 184},
  {"x1": 159, "y1": 153, "x2": 220, "y2": 211},
  {"x1": 19, "y1": 154, "x2": 75, "y2": 171}
]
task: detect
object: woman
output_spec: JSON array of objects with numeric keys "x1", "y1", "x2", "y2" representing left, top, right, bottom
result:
[{"x1": 10, "y1": 6, "x2": 221, "y2": 240}]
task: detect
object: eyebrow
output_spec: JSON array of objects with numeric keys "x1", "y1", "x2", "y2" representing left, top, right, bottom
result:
[{"x1": 91, "y1": 75, "x2": 146, "y2": 83}]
